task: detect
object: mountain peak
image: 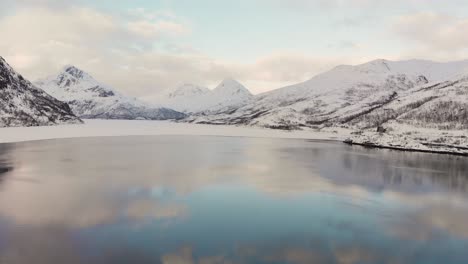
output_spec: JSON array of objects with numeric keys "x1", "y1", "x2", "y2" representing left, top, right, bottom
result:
[
  {"x1": 0, "y1": 56, "x2": 14, "y2": 72},
  {"x1": 219, "y1": 78, "x2": 242, "y2": 86},
  {"x1": 167, "y1": 83, "x2": 210, "y2": 98},
  {"x1": 359, "y1": 59, "x2": 392, "y2": 71},
  {"x1": 35, "y1": 64, "x2": 185, "y2": 120},
  {"x1": 214, "y1": 78, "x2": 252, "y2": 96},
  {"x1": 62, "y1": 65, "x2": 88, "y2": 79},
  {"x1": 45, "y1": 65, "x2": 99, "y2": 89}
]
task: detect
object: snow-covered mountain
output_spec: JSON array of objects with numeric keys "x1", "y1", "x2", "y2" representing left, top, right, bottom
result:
[
  {"x1": 347, "y1": 73, "x2": 468, "y2": 130},
  {"x1": 155, "y1": 78, "x2": 253, "y2": 113},
  {"x1": 189, "y1": 59, "x2": 468, "y2": 129},
  {"x1": 0, "y1": 56, "x2": 81, "y2": 127},
  {"x1": 35, "y1": 66, "x2": 186, "y2": 120},
  {"x1": 345, "y1": 71, "x2": 468, "y2": 155}
]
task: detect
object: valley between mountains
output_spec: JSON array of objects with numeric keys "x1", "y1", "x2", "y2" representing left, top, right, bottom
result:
[{"x1": 2, "y1": 55, "x2": 468, "y2": 155}]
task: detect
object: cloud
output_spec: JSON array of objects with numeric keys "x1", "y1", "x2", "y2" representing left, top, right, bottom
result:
[
  {"x1": 271, "y1": 0, "x2": 375, "y2": 10},
  {"x1": 333, "y1": 247, "x2": 378, "y2": 264},
  {"x1": 0, "y1": 0, "x2": 84, "y2": 15},
  {"x1": 387, "y1": 202, "x2": 468, "y2": 241},
  {"x1": 0, "y1": 226, "x2": 84, "y2": 264},
  {"x1": 0, "y1": 6, "x2": 198, "y2": 96},
  {"x1": 125, "y1": 198, "x2": 188, "y2": 222},
  {"x1": 272, "y1": 0, "x2": 464, "y2": 10},
  {"x1": 393, "y1": 12, "x2": 468, "y2": 59},
  {"x1": 2, "y1": 1, "x2": 468, "y2": 101},
  {"x1": 162, "y1": 247, "x2": 195, "y2": 264},
  {"x1": 0, "y1": 3, "x2": 374, "y2": 98},
  {"x1": 394, "y1": 12, "x2": 468, "y2": 50},
  {"x1": 213, "y1": 53, "x2": 356, "y2": 94},
  {"x1": 127, "y1": 20, "x2": 189, "y2": 38}
]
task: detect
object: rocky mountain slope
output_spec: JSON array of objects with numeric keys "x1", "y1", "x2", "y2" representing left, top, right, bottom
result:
[
  {"x1": 0, "y1": 57, "x2": 81, "y2": 127},
  {"x1": 155, "y1": 78, "x2": 253, "y2": 114},
  {"x1": 36, "y1": 66, "x2": 186, "y2": 120},
  {"x1": 347, "y1": 72, "x2": 468, "y2": 155}
]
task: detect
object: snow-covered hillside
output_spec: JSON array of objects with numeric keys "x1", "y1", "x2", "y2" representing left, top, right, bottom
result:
[
  {"x1": 345, "y1": 73, "x2": 468, "y2": 154},
  {"x1": 0, "y1": 57, "x2": 81, "y2": 127},
  {"x1": 155, "y1": 78, "x2": 253, "y2": 113},
  {"x1": 189, "y1": 59, "x2": 468, "y2": 130},
  {"x1": 36, "y1": 66, "x2": 186, "y2": 120}
]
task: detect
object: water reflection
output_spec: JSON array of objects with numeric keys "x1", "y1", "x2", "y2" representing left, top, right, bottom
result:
[{"x1": 0, "y1": 136, "x2": 467, "y2": 263}]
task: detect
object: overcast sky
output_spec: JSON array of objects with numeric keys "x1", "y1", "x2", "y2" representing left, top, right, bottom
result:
[{"x1": 2, "y1": 0, "x2": 468, "y2": 98}]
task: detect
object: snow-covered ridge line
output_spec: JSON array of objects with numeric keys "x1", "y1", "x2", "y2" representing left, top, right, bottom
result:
[
  {"x1": 187, "y1": 59, "x2": 468, "y2": 129},
  {"x1": 35, "y1": 65, "x2": 186, "y2": 120},
  {"x1": 153, "y1": 78, "x2": 254, "y2": 114}
]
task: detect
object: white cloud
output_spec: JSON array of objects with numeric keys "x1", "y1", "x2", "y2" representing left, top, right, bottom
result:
[
  {"x1": 229, "y1": 53, "x2": 356, "y2": 93},
  {"x1": 394, "y1": 12, "x2": 468, "y2": 51},
  {"x1": 127, "y1": 20, "x2": 189, "y2": 38},
  {"x1": 0, "y1": 2, "x2": 410, "y2": 98},
  {"x1": 392, "y1": 12, "x2": 468, "y2": 61},
  {"x1": 0, "y1": 6, "x2": 198, "y2": 96},
  {"x1": 0, "y1": 5, "x2": 367, "y2": 97}
]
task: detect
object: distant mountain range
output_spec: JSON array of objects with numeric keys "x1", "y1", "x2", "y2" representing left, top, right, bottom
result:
[
  {"x1": 2, "y1": 55, "x2": 468, "y2": 152},
  {"x1": 189, "y1": 59, "x2": 468, "y2": 130},
  {"x1": 0, "y1": 57, "x2": 81, "y2": 127},
  {"x1": 153, "y1": 78, "x2": 253, "y2": 114},
  {"x1": 35, "y1": 66, "x2": 186, "y2": 120}
]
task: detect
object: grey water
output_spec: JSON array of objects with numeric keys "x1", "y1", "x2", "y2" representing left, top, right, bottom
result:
[{"x1": 0, "y1": 136, "x2": 468, "y2": 264}]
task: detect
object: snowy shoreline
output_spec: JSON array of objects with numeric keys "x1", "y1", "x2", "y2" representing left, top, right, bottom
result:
[
  {"x1": 1, "y1": 120, "x2": 467, "y2": 157},
  {"x1": 346, "y1": 141, "x2": 468, "y2": 157},
  {"x1": 346, "y1": 123, "x2": 468, "y2": 156},
  {"x1": 0, "y1": 119, "x2": 346, "y2": 144}
]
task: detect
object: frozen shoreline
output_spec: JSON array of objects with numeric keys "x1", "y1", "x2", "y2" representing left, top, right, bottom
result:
[
  {"x1": 0, "y1": 119, "x2": 346, "y2": 144},
  {"x1": 347, "y1": 122, "x2": 468, "y2": 156},
  {"x1": 1, "y1": 120, "x2": 467, "y2": 157}
]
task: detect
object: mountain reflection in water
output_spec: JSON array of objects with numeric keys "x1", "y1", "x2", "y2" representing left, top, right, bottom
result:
[{"x1": 0, "y1": 136, "x2": 467, "y2": 264}]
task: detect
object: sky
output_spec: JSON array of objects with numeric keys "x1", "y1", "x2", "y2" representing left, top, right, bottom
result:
[{"x1": 1, "y1": 0, "x2": 468, "y2": 99}]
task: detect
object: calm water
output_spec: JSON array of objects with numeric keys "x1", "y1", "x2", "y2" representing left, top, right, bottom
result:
[{"x1": 0, "y1": 136, "x2": 468, "y2": 264}]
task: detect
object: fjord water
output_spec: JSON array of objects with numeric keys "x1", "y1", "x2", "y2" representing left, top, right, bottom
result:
[{"x1": 0, "y1": 136, "x2": 467, "y2": 264}]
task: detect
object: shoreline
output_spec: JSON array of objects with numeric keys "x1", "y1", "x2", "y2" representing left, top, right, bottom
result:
[
  {"x1": 2, "y1": 120, "x2": 467, "y2": 157},
  {"x1": 0, "y1": 119, "x2": 345, "y2": 144},
  {"x1": 345, "y1": 140, "x2": 468, "y2": 157}
]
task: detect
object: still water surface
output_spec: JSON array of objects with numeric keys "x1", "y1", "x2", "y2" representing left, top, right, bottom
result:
[{"x1": 0, "y1": 136, "x2": 468, "y2": 264}]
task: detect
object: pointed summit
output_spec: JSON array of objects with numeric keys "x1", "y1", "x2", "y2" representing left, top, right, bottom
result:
[
  {"x1": 155, "y1": 78, "x2": 253, "y2": 113},
  {"x1": 44, "y1": 65, "x2": 97, "y2": 89},
  {"x1": 213, "y1": 78, "x2": 252, "y2": 97},
  {"x1": 35, "y1": 65, "x2": 185, "y2": 120},
  {"x1": 0, "y1": 56, "x2": 16, "y2": 80},
  {"x1": 62, "y1": 65, "x2": 87, "y2": 79}
]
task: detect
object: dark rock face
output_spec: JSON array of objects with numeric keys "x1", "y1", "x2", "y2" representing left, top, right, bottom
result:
[
  {"x1": 377, "y1": 126, "x2": 387, "y2": 133},
  {"x1": 0, "y1": 56, "x2": 82, "y2": 127},
  {"x1": 86, "y1": 86, "x2": 115, "y2": 98}
]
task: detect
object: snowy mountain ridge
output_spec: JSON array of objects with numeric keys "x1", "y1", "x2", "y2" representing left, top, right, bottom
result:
[
  {"x1": 155, "y1": 78, "x2": 253, "y2": 114},
  {"x1": 187, "y1": 59, "x2": 468, "y2": 129},
  {"x1": 166, "y1": 83, "x2": 211, "y2": 98},
  {"x1": 36, "y1": 66, "x2": 186, "y2": 120},
  {"x1": 0, "y1": 56, "x2": 81, "y2": 127}
]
